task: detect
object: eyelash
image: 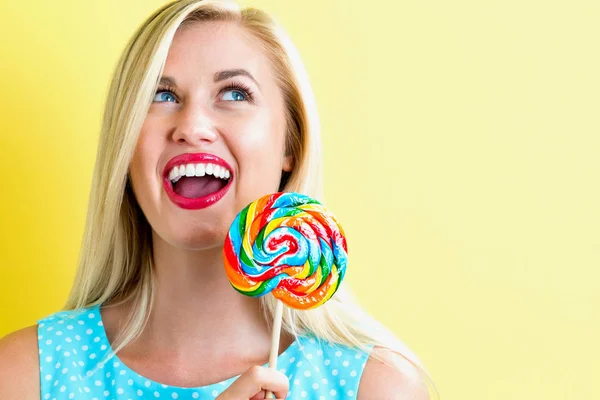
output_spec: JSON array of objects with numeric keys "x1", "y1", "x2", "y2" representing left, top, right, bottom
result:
[{"x1": 154, "y1": 81, "x2": 254, "y2": 103}]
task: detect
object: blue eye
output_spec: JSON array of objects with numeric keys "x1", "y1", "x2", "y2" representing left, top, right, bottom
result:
[
  {"x1": 222, "y1": 89, "x2": 246, "y2": 101},
  {"x1": 153, "y1": 91, "x2": 177, "y2": 103}
]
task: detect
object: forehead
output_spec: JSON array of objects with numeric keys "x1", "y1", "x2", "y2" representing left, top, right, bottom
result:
[{"x1": 165, "y1": 21, "x2": 270, "y2": 83}]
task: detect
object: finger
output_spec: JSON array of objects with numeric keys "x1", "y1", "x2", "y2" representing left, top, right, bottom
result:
[{"x1": 222, "y1": 366, "x2": 288, "y2": 399}]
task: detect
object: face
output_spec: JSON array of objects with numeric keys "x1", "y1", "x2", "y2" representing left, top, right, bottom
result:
[{"x1": 128, "y1": 21, "x2": 293, "y2": 251}]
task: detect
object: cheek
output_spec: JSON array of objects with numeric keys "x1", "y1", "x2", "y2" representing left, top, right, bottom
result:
[
  {"x1": 129, "y1": 128, "x2": 160, "y2": 188},
  {"x1": 227, "y1": 109, "x2": 286, "y2": 156}
]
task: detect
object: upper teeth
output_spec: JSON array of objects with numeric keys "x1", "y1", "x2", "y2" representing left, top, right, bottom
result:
[{"x1": 168, "y1": 163, "x2": 231, "y2": 183}]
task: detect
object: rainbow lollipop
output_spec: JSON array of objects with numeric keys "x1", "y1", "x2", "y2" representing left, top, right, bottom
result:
[
  {"x1": 223, "y1": 192, "x2": 348, "y2": 398},
  {"x1": 223, "y1": 192, "x2": 347, "y2": 310}
]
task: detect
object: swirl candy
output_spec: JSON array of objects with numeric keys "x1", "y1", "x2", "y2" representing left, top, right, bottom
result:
[{"x1": 223, "y1": 192, "x2": 348, "y2": 310}]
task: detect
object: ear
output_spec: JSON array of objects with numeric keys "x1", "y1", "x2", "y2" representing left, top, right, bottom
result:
[{"x1": 282, "y1": 154, "x2": 294, "y2": 172}]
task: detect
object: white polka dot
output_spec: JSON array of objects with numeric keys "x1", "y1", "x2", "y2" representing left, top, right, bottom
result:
[
  {"x1": 348, "y1": 390, "x2": 355, "y2": 396},
  {"x1": 63, "y1": 352, "x2": 70, "y2": 357},
  {"x1": 106, "y1": 372, "x2": 111, "y2": 378},
  {"x1": 93, "y1": 337, "x2": 101, "y2": 342},
  {"x1": 321, "y1": 378, "x2": 328, "y2": 384},
  {"x1": 137, "y1": 389, "x2": 143, "y2": 396},
  {"x1": 89, "y1": 353, "x2": 96, "y2": 359},
  {"x1": 101, "y1": 345, "x2": 107, "y2": 350},
  {"x1": 211, "y1": 390, "x2": 218, "y2": 396},
  {"x1": 312, "y1": 383, "x2": 319, "y2": 389},
  {"x1": 324, "y1": 359, "x2": 330, "y2": 366},
  {"x1": 78, "y1": 320, "x2": 84, "y2": 325},
  {"x1": 335, "y1": 350, "x2": 342, "y2": 357},
  {"x1": 340, "y1": 379, "x2": 346, "y2": 386},
  {"x1": 55, "y1": 362, "x2": 61, "y2": 369},
  {"x1": 120, "y1": 370, "x2": 126, "y2": 375},
  {"x1": 69, "y1": 393, "x2": 74, "y2": 399},
  {"x1": 65, "y1": 337, "x2": 72, "y2": 343},
  {"x1": 154, "y1": 391, "x2": 160, "y2": 397},
  {"x1": 316, "y1": 349, "x2": 323, "y2": 356},
  {"x1": 55, "y1": 331, "x2": 63, "y2": 336},
  {"x1": 47, "y1": 327, "x2": 54, "y2": 332},
  {"x1": 69, "y1": 376, "x2": 76, "y2": 382},
  {"x1": 306, "y1": 353, "x2": 313, "y2": 360},
  {"x1": 301, "y1": 391, "x2": 307, "y2": 397},
  {"x1": 45, "y1": 356, "x2": 52, "y2": 362},
  {"x1": 62, "y1": 368, "x2": 68, "y2": 374},
  {"x1": 355, "y1": 353, "x2": 362, "y2": 359},
  {"x1": 60, "y1": 386, "x2": 66, "y2": 392},
  {"x1": 97, "y1": 321, "x2": 103, "y2": 326},
  {"x1": 332, "y1": 369, "x2": 338, "y2": 376},
  {"x1": 296, "y1": 361, "x2": 303, "y2": 367},
  {"x1": 192, "y1": 393, "x2": 199, "y2": 399},
  {"x1": 84, "y1": 387, "x2": 90, "y2": 392},
  {"x1": 320, "y1": 397, "x2": 326, "y2": 400},
  {"x1": 67, "y1": 325, "x2": 74, "y2": 330},
  {"x1": 117, "y1": 388, "x2": 124, "y2": 394},
  {"x1": 44, "y1": 374, "x2": 52, "y2": 381},
  {"x1": 128, "y1": 379, "x2": 134, "y2": 385},
  {"x1": 103, "y1": 390, "x2": 109, "y2": 396},
  {"x1": 350, "y1": 370, "x2": 357, "y2": 377},
  {"x1": 55, "y1": 345, "x2": 62, "y2": 351},
  {"x1": 309, "y1": 338, "x2": 316, "y2": 344},
  {"x1": 289, "y1": 357, "x2": 295, "y2": 363},
  {"x1": 113, "y1": 361, "x2": 120, "y2": 367},
  {"x1": 145, "y1": 381, "x2": 151, "y2": 387},
  {"x1": 94, "y1": 380, "x2": 102, "y2": 386},
  {"x1": 342, "y1": 360, "x2": 349, "y2": 367},
  {"x1": 85, "y1": 329, "x2": 93, "y2": 335},
  {"x1": 304, "y1": 370, "x2": 311, "y2": 377},
  {"x1": 75, "y1": 335, "x2": 81, "y2": 340},
  {"x1": 294, "y1": 379, "x2": 300, "y2": 386},
  {"x1": 88, "y1": 313, "x2": 95, "y2": 319},
  {"x1": 78, "y1": 361, "x2": 84, "y2": 367},
  {"x1": 330, "y1": 389, "x2": 337, "y2": 396},
  {"x1": 45, "y1": 339, "x2": 53, "y2": 345},
  {"x1": 172, "y1": 393, "x2": 178, "y2": 399}
]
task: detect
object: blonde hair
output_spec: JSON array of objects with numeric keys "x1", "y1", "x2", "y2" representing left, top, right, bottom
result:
[{"x1": 63, "y1": 0, "x2": 439, "y2": 397}]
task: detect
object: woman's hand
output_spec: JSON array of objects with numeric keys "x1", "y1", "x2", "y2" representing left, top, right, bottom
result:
[{"x1": 215, "y1": 366, "x2": 289, "y2": 400}]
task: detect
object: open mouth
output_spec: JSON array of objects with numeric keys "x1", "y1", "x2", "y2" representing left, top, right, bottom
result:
[
  {"x1": 162, "y1": 153, "x2": 234, "y2": 210},
  {"x1": 168, "y1": 163, "x2": 231, "y2": 198}
]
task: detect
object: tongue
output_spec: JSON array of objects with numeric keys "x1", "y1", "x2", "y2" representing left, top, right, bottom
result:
[{"x1": 173, "y1": 176, "x2": 225, "y2": 198}]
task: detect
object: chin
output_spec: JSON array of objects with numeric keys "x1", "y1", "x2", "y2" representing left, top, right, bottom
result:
[{"x1": 154, "y1": 219, "x2": 228, "y2": 252}]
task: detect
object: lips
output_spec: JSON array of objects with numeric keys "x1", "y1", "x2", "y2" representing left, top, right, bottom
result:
[{"x1": 162, "y1": 153, "x2": 234, "y2": 210}]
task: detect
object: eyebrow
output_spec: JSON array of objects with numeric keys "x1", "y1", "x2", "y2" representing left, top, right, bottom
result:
[
  {"x1": 214, "y1": 69, "x2": 259, "y2": 86},
  {"x1": 157, "y1": 69, "x2": 259, "y2": 88}
]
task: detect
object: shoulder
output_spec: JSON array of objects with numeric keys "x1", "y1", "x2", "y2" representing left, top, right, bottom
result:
[
  {"x1": 357, "y1": 346, "x2": 430, "y2": 400},
  {"x1": 0, "y1": 325, "x2": 41, "y2": 399}
]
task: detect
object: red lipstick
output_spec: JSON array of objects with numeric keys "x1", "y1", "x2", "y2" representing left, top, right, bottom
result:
[{"x1": 162, "y1": 153, "x2": 234, "y2": 210}]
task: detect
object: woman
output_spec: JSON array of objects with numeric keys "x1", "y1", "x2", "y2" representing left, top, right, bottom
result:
[{"x1": 0, "y1": 1, "x2": 438, "y2": 398}]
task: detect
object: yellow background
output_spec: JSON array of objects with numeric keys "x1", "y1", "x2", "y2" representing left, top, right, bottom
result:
[{"x1": 1, "y1": 1, "x2": 598, "y2": 399}]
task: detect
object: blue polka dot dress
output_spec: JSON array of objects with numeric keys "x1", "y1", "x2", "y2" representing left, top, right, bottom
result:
[{"x1": 37, "y1": 304, "x2": 373, "y2": 399}]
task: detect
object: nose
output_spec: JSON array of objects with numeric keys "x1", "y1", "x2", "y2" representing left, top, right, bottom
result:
[{"x1": 171, "y1": 102, "x2": 219, "y2": 145}]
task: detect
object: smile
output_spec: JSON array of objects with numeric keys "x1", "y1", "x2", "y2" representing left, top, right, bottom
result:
[{"x1": 162, "y1": 153, "x2": 234, "y2": 210}]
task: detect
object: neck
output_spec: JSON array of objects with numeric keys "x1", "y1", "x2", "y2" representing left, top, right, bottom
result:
[{"x1": 109, "y1": 232, "x2": 290, "y2": 365}]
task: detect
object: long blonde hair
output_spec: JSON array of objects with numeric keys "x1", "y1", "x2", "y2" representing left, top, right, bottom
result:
[{"x1": 64, "y1": 0, "x2": 439, "y2": 397}]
